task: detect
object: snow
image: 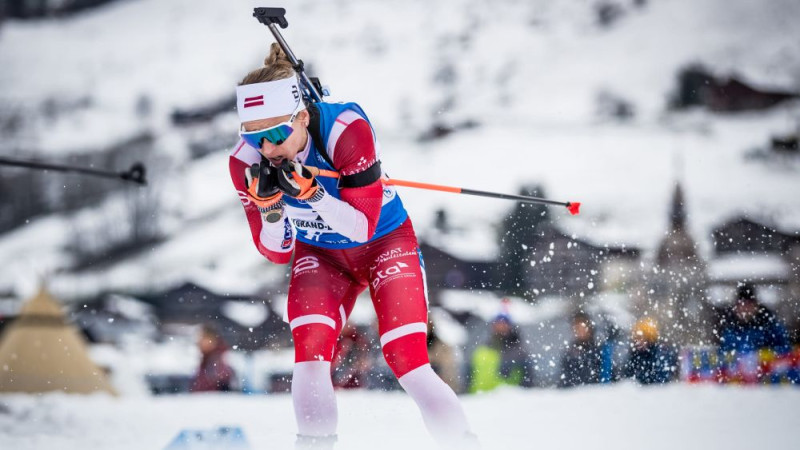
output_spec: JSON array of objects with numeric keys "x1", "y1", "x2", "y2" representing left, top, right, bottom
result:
[
  {"x1": 708, "y1": 253, "x2": 790, "y2": 282},
  {"x1": 439, "y1": 290, "x2": 570, "y2": 325},
  {"x1": 220, "y1": 301, "x2": 269, "y2": 329},
  {"x1": 104, "y1": 294, "x2": 155, "y2": 321},
  {"x1": 591, "y1": 292, "x2": 636, "y2": 329},
  {"x1": 430, "y1": 307, "x2": 468, "y2": 347},
  {"x1": 0, "y1": 384, "x2": 798, "y2": 450},
  {"x1": 346, "y1": 292, "x2": 380, "y2": 326},
  {"x1": 0, "y1": 298, "x2": 22, "y2": 317},
  {"x1": 707, "y1": 283, "x2": 786, "y2": 307},
  {"x1": 87, "y1": 340, "x2": 199, "y2": 397},
  {"x1": 423, "y1": 224, "x2": 499, "y2": 262}
]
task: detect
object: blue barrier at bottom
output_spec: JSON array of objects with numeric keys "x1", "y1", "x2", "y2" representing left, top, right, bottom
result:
[{"x1": 164, "y1": 426, "x2": 250, "y2": 449}]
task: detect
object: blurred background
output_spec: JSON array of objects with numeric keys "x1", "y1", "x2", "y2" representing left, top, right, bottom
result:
[{"x1": 0, "y1": 0, "x2": 799, "y2": 449}]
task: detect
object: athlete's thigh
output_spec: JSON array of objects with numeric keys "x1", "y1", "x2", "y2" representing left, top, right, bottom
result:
[
  {"x1": 367, "y1": 231, "x2": 429, "y2": 338},
  {"x1": 288, "y1": 244, "x2": 363, "y2": 332}
]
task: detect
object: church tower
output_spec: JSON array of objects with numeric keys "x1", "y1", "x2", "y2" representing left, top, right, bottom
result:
[{"x1": 647, "y1": 183, "x2": 711, "y2": 345}]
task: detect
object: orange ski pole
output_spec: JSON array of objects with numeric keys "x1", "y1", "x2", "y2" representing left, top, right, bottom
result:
[{"x1": 308, "y1": 167, "x2": 580, "y2": 215}]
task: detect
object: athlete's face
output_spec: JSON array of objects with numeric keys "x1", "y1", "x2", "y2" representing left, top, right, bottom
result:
[{"x1": 242, "y1": 109, "x2": 309, "y2": 167}]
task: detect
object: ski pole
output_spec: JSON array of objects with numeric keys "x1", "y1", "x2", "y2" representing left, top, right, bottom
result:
[
  {"x1": 0, "y1": 156, "x2": 147, "y2": 185},
  {"x1": 252, "y1": 7, "x2": 324, "y2": 103},
  {"x1": 307, "y1": 166, "x2": 581, "y2": 215}
]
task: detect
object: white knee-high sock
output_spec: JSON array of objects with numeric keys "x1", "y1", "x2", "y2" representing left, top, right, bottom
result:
[
  {"x1": 398, "y1": 364, "x2": 472, "y2": 444},
  {"x1": 292, "y1": 361, "x2": 338, "y2": 437}
]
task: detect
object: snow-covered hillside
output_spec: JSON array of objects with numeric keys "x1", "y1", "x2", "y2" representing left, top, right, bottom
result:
[{"x1": 0, "y1": 0, "x2": 799, "y2": 299}]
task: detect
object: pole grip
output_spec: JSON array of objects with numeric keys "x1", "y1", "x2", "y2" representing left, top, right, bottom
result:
[{"x1": 307, "y1": 166, "x2": 339, "y2": 178}]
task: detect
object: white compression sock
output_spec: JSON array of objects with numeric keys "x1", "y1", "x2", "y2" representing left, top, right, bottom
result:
[
  {"x1": 398, "y1": 364, "x2": 473, "y2": 445},
  {"x1": 292, "y1": 361, "x2": 338, "y2": 437}
]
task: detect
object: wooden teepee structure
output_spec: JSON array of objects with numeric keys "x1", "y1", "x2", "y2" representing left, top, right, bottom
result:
[{"x1": 0, "y1": 286, "x2": 115, "y2": 394}]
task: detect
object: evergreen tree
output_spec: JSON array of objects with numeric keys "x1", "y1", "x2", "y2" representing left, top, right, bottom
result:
[{"x1": 497, "y1": 184, "x2": 550, "y2": 297}]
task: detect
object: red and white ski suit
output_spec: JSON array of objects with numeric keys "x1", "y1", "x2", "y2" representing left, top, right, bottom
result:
[{"x1": 229, "y1": 110, "x2": 471, "y2": 443}]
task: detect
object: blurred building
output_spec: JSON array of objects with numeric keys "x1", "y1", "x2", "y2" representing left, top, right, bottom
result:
[
  {"x1": 708, "y1": 216, "x2": 800, "y2": 343},
  {"x1": 643, "y1": 183, "x2": 711, "y2": 345},
  {"x1": 672, "y1": 65, "x2": 799, "y2": 112},
  {"x1": 3, "y1": 0, "x2": 120, "y2": 19},
  {"x1": 143, "y1": 282, "x2": 292, "y2": 352}
]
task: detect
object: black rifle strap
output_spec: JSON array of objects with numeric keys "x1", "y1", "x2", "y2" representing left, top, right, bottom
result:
[{"x1": 306, "y1": 104, "x2": 335, "y2": 168}]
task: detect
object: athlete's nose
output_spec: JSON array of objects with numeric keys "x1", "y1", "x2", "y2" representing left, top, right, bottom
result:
[{"x1": 259, "y1": 140, "x2": 280, "y2": 158}]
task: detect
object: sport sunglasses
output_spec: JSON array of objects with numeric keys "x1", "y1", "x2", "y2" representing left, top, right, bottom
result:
[{"x1": 240, "y1": 100, "x2": 305, "y2": 148}]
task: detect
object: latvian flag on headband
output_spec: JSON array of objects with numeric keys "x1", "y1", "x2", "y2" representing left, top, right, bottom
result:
[
  {"x1": 243, "y1": 95, "x2": 264, "y2": 108},
  {"x1": 236, "y1": 76, "x2": 306, "y2": 123}
]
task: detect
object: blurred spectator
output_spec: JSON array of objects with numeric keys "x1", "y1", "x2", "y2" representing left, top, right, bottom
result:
[
  {"x1": 559, "y1": 312, "x2": 602, "y2": 388},
  {"x1": 599, "y1": 320, "x2": 626, "y2": 383},
  {"x1": 190, "y1": 324, "x2": 234, "y2": 392},
  {"x1": 716, "y1": 283, "x2": 791, "y2": 355},
  {"x1": 468, "y1": 314, "x2": 534, "y2": 393},
  {"x1": 427, "y1": 320, "x2": 462, "y2": 393},
  {"x1": 332, "y1": 323, "x2": 372, "y2": 389},
  {"x1": 622, "y1": 317, "x2": 678, "y2": 385}
]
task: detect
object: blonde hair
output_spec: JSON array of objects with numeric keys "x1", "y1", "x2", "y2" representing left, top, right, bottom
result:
[{"x1": 240, "y1": 43, "x2": 296, "y2": 86}]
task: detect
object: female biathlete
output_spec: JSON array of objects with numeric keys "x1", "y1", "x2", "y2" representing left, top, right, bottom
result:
[{"x1": 229, "y1": 44, "x2": 476, "y2": 449}]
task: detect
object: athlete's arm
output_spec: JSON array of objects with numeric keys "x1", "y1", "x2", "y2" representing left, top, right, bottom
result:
[
  {"x1": 229, "y1": 146, "x2": 295, "y2": 264},
  {"x1": 306, "y1": 112, "x2": 383, "y2": 243}
]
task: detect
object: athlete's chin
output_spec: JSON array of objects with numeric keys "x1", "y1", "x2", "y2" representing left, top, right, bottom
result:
[{"x1": 268, "y1": 158, "x2": 285, "y2": 167}]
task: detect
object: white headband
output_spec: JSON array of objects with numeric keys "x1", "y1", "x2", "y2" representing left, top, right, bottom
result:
[{"x1": 236, "y1": 76, "x2": 305, "y2": 123}]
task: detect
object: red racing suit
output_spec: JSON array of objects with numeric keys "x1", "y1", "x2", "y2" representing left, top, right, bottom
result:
[{"x1": 229, "y1": 108, "x2": 429, "y2": 378}]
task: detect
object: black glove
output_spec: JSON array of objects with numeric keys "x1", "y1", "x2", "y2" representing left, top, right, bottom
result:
[
  {"x1": 244, "y1": 160, "x2": 284, "y2": 222},
  {"x1": 276, "y1": 160, "x2": 321, "y2": 201},
  {"x1": 246, "y1": 160, "x2": 281, "y2": 198}
]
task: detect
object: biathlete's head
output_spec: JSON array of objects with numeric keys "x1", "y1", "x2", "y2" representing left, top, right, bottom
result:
[{"x1": 237, "y1": 43, "x2": 310, "y2": 167}]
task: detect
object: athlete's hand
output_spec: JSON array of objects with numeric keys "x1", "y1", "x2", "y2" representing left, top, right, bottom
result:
[
  {"x1": 276, "y1": 160, "x2": 321, "y2": 201},
  {"x1": 245, "y1": 160, "x2": 284, "y2": 222}
]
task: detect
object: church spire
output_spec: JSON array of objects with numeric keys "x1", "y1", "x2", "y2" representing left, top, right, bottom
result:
[{"x1": 670, "y1": 182, "x2": 687, "y2": 231}]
